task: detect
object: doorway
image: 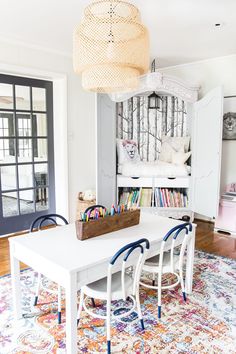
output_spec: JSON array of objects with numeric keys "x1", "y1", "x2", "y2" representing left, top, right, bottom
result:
[{"x1": 0, "y1": 74, "x2": 55, "y2": 235}]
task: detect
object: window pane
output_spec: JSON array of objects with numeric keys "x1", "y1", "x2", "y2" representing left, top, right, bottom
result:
[
  {"x1": 32, "y1": 113, "x2": 47, "y2": 136},
  {"x1": 17, "y1": 114, "x2": 31, "y2": 137},
  {"x1": 15, "y1": 85, "x2": 30, "y2": 110},
  {"x1": 33, "y1": 138, "x2": 47, "y2": 160},
  {"x1": 0, "y1": 138, "x2": 16, "y2": 164},
  {"x1": 18, "y1": 164, "x2": 33, "y2": 188},
  {"x1": 17, "y1": 138, "x2": 32, "y2": 162},
  {"x1": 0, "y1": 84, "x2": 13, "y2": 109},
  {"x1": 2, "y1": 192, "x2": 19, "y2": 217},
  {"x1": 0, "y1": 113, "x2": 15, "y2": 137},
  {"x1": 1, "y1": 165, "x2": 17, "y2": 190},
  {"x1": 19, "y1": 190, "x2": 35, "y2": 214},
  {"x1": 36, "y1": 187, "x2": 48, "y2": 211},
  {"x1": 35, "y1": 164, "x2": 48, "y2": 186},
  {"x1": 32, "y1": 87, "x2": 46, "y2": 111}
]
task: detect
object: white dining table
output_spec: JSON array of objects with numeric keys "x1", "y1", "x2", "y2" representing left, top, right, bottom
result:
[{"x1": 9, "y1": 212, "x2": 196, "y2": 354}]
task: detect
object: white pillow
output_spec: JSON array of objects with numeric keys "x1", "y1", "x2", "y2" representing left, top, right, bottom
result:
[
  {"x1": 172, "y1": 151, "x2": 191, "y2": 165},
  {"x1": 159, "y1": 135, "x2": 190, "y2": 163},
  {"x1": 117, "y1": 139, "x2": 140, "y2": 165},
  {"x1": 159, "y1": 143, "x2": 186, "y2": 163},
  {"x1": 159, "y1": 143, "x2": 177, "y2": 163},
  {"x1": 162, "y1": 135, "x2": 190, "y2": 152}
]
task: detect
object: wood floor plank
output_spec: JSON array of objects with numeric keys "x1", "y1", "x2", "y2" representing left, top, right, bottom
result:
[{"x1": 195, "y1": 219, "x2": 236, "y2": 258}]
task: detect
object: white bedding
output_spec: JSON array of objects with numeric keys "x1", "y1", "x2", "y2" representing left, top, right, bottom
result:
[{"x1": 119, "y1": 161, "x2": 191, "y2": 178}]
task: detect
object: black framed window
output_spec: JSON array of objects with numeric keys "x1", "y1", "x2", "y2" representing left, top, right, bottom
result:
[{"x1": 0, "y1": 74, "x2": 55, "y2": 235}]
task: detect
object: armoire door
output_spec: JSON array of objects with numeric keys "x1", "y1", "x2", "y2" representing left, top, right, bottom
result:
[
  {"x1": 96, "y1": 94, "x2": 116, "y2": 207},
  {"x1": 191, "y1": 86, "x2": 223, "y2": 218}
]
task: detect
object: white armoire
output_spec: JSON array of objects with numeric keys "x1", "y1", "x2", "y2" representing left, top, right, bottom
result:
[{"x1": 96, "y1": 72, "x2": 223, "y2": 220}]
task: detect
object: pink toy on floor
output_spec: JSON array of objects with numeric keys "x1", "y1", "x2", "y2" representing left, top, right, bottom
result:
[
  {"x1": 215, "y1": 183, "x2": 236, "y2": 235},
  {"x1": 226, "y1": 183, "x2": 236, "y2": 192}
]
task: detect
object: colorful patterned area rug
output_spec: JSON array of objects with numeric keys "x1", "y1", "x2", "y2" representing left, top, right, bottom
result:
[{"x1": 0, "y1": 250, "x2": 236, "y2": 354}]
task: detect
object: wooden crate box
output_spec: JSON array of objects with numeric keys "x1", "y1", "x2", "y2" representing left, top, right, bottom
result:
[{"x1": 76, "y1": 209, "x2": 140, "y2": 241}]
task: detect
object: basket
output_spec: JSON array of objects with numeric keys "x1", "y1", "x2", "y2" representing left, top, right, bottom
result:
[{"x1": 76, "y1": 193, "x2": 96, "y2": 220}]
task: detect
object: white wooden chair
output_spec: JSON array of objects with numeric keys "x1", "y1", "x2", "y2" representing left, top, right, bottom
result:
[
  {"x1": 140, "y1": 222, "x2": 192, "y2": 319},
  {"x1": 30, "y1": 214, "x2": 68, "y2": 324},
  {"x1": 77, "y1": 238, "x2": 150, "y2": 354}
]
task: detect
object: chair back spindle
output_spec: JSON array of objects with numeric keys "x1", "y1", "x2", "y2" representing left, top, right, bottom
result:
[
  {"x1": 109, "y1": 238, "x2": 149, "y2": 301},
  {"x1": 29, "y1": 213, "x2": 68, "y2": 232},
  {"x1": 159, "y1": 223, "x2": 192, "y2": 274}
]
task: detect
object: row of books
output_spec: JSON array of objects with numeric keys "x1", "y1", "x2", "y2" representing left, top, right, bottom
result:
[
  {"x1": 119, "y1": 188, "x2": 142, "y2": 208},
  {"x1": 119, "y1": 187, "x2": 188, "y2": 208},
  {"x1": 154, "y1": 188, "x2": 188, "y2": 208}
]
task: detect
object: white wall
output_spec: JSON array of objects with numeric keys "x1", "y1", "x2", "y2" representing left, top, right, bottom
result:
[
  {"x1": 160, "y1": 54, "x2": 236, "y2": 195},
  {"x1": 0, "y1": 40, "x2": 96, "y2": 221}
]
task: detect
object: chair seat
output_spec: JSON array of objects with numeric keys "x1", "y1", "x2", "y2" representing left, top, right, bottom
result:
[
  {"x1": 82, "y1": 271, "x2": 134, "y2": 301},
  {"x1": 142, "y1": 252, "x2": 179, "y2": 273}
]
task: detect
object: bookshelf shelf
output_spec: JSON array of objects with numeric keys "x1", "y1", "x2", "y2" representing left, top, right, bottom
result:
[
  {"x1": 140, "y1": 206, "x2": 189, "y2": 212},
  {"x1": 155, "y1": 207, "x2": 189, "y2": 210},
  {"x1": 117, "y1": 175, "x2": 193, "y2": 221}
]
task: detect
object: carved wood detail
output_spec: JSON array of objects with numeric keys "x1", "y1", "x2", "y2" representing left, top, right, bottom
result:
[{"x1": 109, "y1": 72, "x2": 200, "y2": 103}]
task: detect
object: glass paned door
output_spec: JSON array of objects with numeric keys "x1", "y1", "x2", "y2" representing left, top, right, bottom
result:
[{"x1": 0, "y1": 74, "x2": 55, "y2": 235}]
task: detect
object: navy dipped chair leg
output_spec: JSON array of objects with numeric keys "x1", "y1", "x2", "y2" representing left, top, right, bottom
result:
[
  {"x1": 107, "y1": 340, "x2": 111, "y2": 354},
  {"x1": 58, "y1": 311, "x2": 61, "y2": 324},
  {"x1": 152, "y1": 273, "x2": 155, "y2": 286},
  {"x1": 34, "y1": 295, "x2": 38, "y2": 306},
  {"x1": 57, "y1": 285, "x2": 62, "y2": 324},
  {"x1": 34, "y1": 273, "x2": 42, "y2": 307},
  {"x1": 158, "y1": 305, "x2": 161, "y2": 319}
]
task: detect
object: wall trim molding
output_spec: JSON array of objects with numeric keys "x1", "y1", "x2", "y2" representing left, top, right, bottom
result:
[
  {"x1": 0, "y1": 62, "x2": 69, "y2": 220},
  {"x1": 0, "y1": 35, "x2": 72, "y2": 59},
  {"x1": 160, "y1": 53, "x2": 236, "y2": 72}
]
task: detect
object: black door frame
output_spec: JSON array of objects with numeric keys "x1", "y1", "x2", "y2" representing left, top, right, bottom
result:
[{"x1": 0, "y1": 74, "x2": 55, "y2": 235}]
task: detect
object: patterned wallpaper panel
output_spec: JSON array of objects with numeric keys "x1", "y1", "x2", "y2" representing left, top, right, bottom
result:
[{"x1": 116, "y1": 96, "x2": 188, "y2": 162}]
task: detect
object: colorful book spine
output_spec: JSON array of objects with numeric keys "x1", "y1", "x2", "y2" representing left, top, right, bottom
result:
[{"x1": 153, "y1": 188, "x2": 188, "y2": 208}]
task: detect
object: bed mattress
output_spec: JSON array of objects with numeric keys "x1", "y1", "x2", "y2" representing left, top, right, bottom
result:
[{"x1": 119, "y1": 161, "x2": 191, "y2": 178}]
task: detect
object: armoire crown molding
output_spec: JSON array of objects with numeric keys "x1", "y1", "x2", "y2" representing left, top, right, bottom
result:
[{"x1": 109, "y1": 72, "x2": 200, "y2": 103}]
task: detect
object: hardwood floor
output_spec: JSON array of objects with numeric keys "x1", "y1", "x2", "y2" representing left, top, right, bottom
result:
[
  {"x1": 0, "y1": 220, "x2": 236, "y2": 277},
  {"x1": 195, "y1": 219, "x2": 236, "y2": 259},
  {"x1": 0, "y1": 231, "x2": 28, "y2": 277}
]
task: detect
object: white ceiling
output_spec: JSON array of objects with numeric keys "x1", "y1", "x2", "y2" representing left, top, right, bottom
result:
[{"x1": 0, "y1": 0, "x2": 236, "y2": 68}]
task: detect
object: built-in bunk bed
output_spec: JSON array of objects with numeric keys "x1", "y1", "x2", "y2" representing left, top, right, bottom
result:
[{"x1": 96, "y1": 72, "x2": 223, "y2": 221}]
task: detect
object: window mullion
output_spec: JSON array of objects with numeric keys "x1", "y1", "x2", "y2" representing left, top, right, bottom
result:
[
  {"x1": 13, "y1": 84, "x2": 21, "y2": 216},
  {"x1": 30, "y1": 86, "x2": 36, "y2": 213}
]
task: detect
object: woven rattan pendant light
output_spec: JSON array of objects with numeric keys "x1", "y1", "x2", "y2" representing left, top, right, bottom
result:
[{"x1": 73, "y1": 0, "x2": 150, "y2": 93}]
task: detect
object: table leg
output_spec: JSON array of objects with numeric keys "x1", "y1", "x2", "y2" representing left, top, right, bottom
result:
[
  {"x1": 185, "y1": 224, "x2": 196, "y2": 294},
  {"x1": 10, "y1": 245, "x2": 22, "y2": 320},
  {"x1": 65, "y1": 272, "x2": 78, "y2": 354}
]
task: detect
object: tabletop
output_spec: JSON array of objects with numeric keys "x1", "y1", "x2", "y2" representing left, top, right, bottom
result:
[{"x1": 9, "y1": 212, "x2": 189, "y2": 273}]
